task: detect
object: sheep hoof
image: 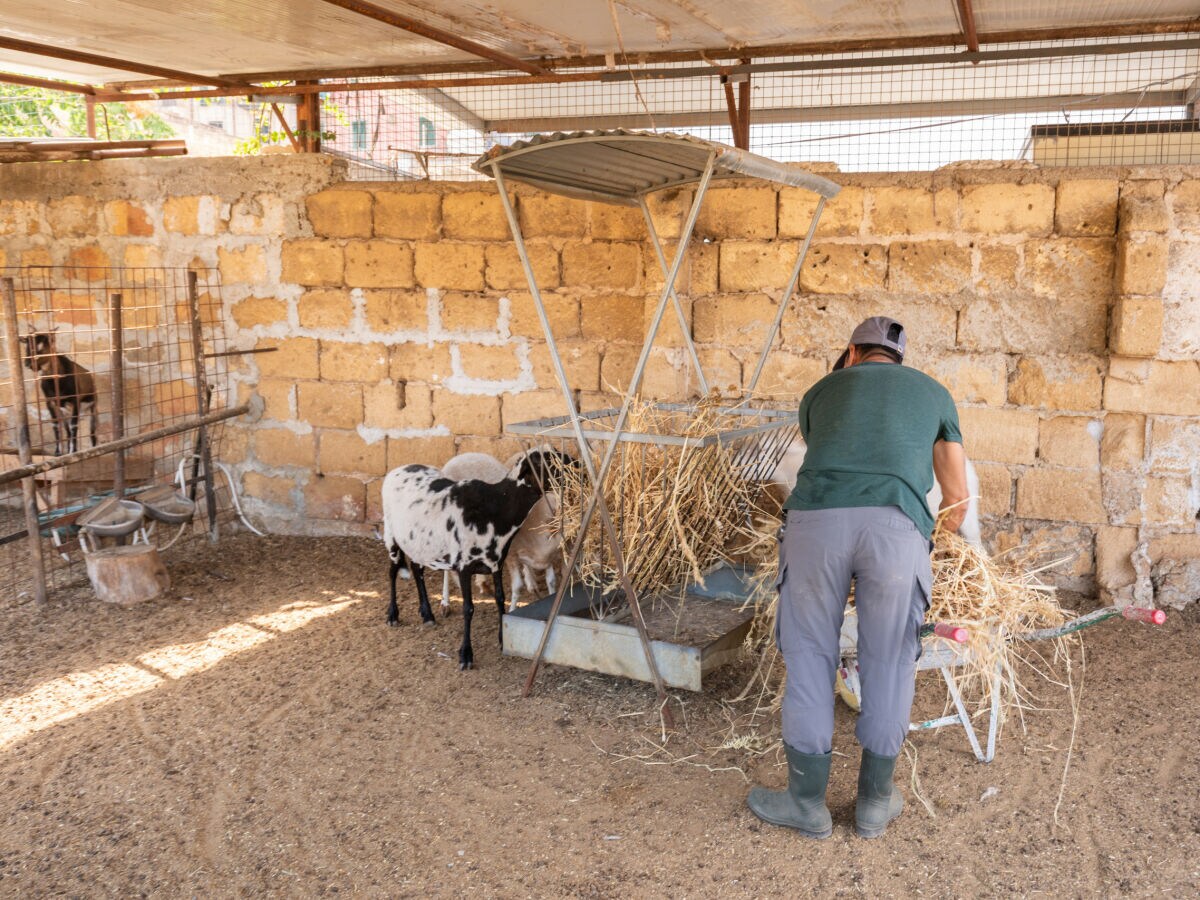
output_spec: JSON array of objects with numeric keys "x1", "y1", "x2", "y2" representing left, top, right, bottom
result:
[
  {"x1": 458, "y1": 661, "x2": 474, "y2": 671},
  {"x1": 422, "y1": 618, "x2": 437, "y2": 627},
  {"x1": 387, "y1": 619, "x2": 400, "y2": 627}
]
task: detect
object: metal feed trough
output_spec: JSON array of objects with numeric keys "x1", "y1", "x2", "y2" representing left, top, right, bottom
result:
[{"x1": 474, "y1": 131, "x2": 839, "y2": 717}]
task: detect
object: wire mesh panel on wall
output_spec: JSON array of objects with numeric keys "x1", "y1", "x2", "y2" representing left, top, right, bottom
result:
[
  {"x1": 320, "y1": 33, "x2": 1200, "y2": 180},
  {"x1": 0, "y1": 266, "x2": 233, "y2": 604}
]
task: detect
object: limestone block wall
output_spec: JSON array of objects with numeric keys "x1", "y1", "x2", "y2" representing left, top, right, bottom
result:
[{"x1": 0, "y1": 156, "x2": 1196, "y2": 607}]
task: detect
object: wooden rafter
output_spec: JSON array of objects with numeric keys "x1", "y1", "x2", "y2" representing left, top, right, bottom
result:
[
  {"x1": 0, "y1": 70, "x2": 94, "y2": 94},
  {"x1": 0, "y1": 35, "x2": 243, "y2": 89},
  {"x1": 316, "y1": 0, "x2": 546, "y2": 75},
  {"x1": 956, "y1": 0, "x2": 980, "y2": 53}
]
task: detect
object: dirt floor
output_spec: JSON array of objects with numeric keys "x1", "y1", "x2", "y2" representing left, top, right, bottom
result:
[{"x1": 1, "y1": 534, "x2": 1197, "y2": 898}]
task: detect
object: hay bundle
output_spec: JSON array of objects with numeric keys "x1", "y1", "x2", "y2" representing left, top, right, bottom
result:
[{"x1": 548, "y1": 395, "x2": 773, "y2": 600}]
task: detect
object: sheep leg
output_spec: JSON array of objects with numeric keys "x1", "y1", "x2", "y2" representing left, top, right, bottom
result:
[
  {"x1": 507, "y1": 563, "x2": 522, "y2": 613},
  {"x1": 458, "y1": 570, "x2": 475, "y2": 670},
  {"x1": 492, "y1": 570, "x2": 506, "y2": 647},
  {"x1": 441, "y1": 570, "x2": 452, "y2": 616},
  {"x1": 412, "y1": 563, "x2": 436, "y2": 625},
  {"x1": 387, "y1": 546, "x2": 404, "y2": 626},
  {"x1": 545, "y1": 565, "x2": 557, "y2": 592}
]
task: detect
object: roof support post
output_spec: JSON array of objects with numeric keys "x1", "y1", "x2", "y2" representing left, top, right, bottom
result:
[
  {"x1": 956, "y1": 0, "x2": 981, "y2": 53},
  {"x1": 721, "y1": 67, "x2": 752, "y2": 150},
  {"x1": 295, "y1": 81, "x2": 322, "y2": 152}
]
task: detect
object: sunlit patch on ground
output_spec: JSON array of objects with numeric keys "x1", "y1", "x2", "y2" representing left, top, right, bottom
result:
[{"x1": 0, "y1": 594, "x2": 368, "y2": 752}]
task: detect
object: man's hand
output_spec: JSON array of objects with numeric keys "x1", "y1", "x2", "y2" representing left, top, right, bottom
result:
[{"x1": 933, "y1": 439, "x2": 969, "y2": 536}]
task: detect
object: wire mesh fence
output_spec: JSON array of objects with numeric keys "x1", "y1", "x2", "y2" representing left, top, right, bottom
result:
[
  {"x1": 0, "y1": 266, "x2": 236, "y2": 604},
  {"x1": 313, "y1": 33, "x2": 1200, "y2": 181}
]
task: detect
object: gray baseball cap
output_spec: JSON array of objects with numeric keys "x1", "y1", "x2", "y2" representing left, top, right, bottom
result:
[{"x1": 833, "y1": 316, "x2": 906, "y2": 370}]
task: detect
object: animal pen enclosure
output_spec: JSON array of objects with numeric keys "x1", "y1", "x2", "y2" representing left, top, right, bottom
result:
[{"x1": 0, "y1": 266, "x2": 248, "y2": 603}]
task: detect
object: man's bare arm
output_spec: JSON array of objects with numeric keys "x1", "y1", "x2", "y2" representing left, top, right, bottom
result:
[{"x1": 933, "y1": 439, "x2": 969, "y2": 535}]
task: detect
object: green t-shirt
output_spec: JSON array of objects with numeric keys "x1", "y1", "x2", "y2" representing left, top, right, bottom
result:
[{"x1": 783, "y1": 362, "x2": 963, "y2": 539}]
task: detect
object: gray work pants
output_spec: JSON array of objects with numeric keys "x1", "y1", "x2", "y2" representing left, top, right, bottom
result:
[{"x1": 777, "y1": 506, "x2": 932, "y2": 758}]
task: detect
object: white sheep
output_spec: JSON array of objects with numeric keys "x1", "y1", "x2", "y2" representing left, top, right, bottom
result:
[{"x1": 381, "y1": 449, "x2": 572, "y2": 670}]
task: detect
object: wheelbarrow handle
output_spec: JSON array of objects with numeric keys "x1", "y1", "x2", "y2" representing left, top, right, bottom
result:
[
  {"x1": 1121, "y1": 606, "x2": 1166, "y2": 625},
  {"x1": 920, "y1": 622, "x2": 970, "y2": 643}
]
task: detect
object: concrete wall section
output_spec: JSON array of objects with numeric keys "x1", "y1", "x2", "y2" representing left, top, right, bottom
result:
[{"x1": 0, "y1": 157, "x2": 1196, "y2": 606}]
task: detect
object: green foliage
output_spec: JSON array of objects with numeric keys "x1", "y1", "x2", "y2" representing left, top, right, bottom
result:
[{"x1": 0, "y1": 83, "x2": 175, "y2": 139}]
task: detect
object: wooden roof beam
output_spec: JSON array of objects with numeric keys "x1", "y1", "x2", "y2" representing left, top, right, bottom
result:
[
  {"x1": 316, "y1": 0, "x2": 546, "y2": 75},
  {"x1": 0, "y1": 35, "x2": 245, "y2": 89},
  {"x1": 956, "y1": 0, "x2": 980, "y2": 53},
  {"x1": 0, "y1": 70, "x2": 95, "y2": 95}
]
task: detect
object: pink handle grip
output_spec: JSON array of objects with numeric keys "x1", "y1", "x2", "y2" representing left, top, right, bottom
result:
[
  {"x1": 1122, "y1": 607, "x2": 1166, "y2": 625},
  {"x1": 933, "y1": 623, "x2": 969, "y2": 643}
]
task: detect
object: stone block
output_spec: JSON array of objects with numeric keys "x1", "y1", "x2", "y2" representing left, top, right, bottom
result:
[
  {"x1": 255, "y1": 337, "x2": 320, "y2": 379},
  {"x1": 165, "y1": 195, "x2": 222, "y2": 235},
  {"x1": 306, "y1": 190, "x2": 372, "y2": 238},
  {"x1": 319, "y1": 429, "x2": 387, "y2": 476},
  {"x1": 442, "y1": 191, "x2": 509, "y2": 240},
  {"x1": 104, "y1": 200, "x2": 154, "y2": 237},
  {"x1": 1115, "y1": 234, "x2": 1167, "y2": 296},
  {"x1": 153, "y1": 379, "x2": 199, "y2": 417},
  {"x1": 304, "y1": 474, "x2": 366, "y2": 521},
  {"x1": 415, "y1": 242, "x2": 485, "y2": 291},
  {"x1": 1109, "y1": 296, "x2": 1163, "y2": 358},
  {"x1": 501, "y1": 390, "x2": 566, "y2": 429},
  {"x1": 46, "y1": 195, "x2": 96, "y2": 237},
  {"x1": 743, "y1": 351, "x2": 826, "y2": 398},
  {"x1": 229, "y1": 192, "x2": 285, "y2": 236},
  {"x1": 959, "y1": 292, "x2": 1107, "y2": 355},
  {"x1": 720, "y1": 240, "x2": 796, "y2": 292},
  {"x1": 697, "y1": 347, "x2": 742, "y2": 392},
  {"x1": 640, "y1": 348, "x2": 692, "y2": 400},
  {"x1": 390, "y1": 341, "x2": 454, "y2": 383},
  {"x1": 65, "y1": 246, "x2": 110, "y2": 279},
  {"x1": 0, "y1": 199, "x2": 41, "y2": 236},
  {"x1": 1163, "y1": 241, "x2": 1200, "y2": 359},
  {"x1": 1100, "y1": 413, "x2": 1145, "y2": 470},
  {"x1": 924, "y1": 353, "x2": 1008, "y2": 406},
  {"x1": 319, "y1": 341, "x2": 389, "y2": 382},
  {"x1": 600, "y1": 344, "x2": 639, "y2": 392},
  {"x1": 441, "y1": 294, "x2": 500, "y2": 333},
  {"x1": 1146, "y1": 534, "x2": 1200, "y2": 609},
  {"x1": 344, "y1": 240, "x2": 415, "y2": 289},
  {"x1": 866, "y1": 187, "x2": 956, "y2": 234},
  {"x1": 1104, "y1": 358, "x2": 1200, "y2": 416},
  {"x1": 645, "y1": 189, "x2": 693, "y2": 240},
  {"x1": 386, "y1": 435, "x2": 458, "y2": 470},
  {"x1": 975, "y1": 244, "x2": 1020, "y2": 298},
  {"x1": 255, "y1": 428, "x2": 315, "y2": 468},
  {"x1": 530, "y1": 342, "x2": 601, "y2": 392},
  {"x1": 431, "y1": 390, "x2": 501, "y2": 435},
  {"x1": 693, "y1": 294, "x2": 779, "y2": 348},
  {"x1": 696, "y1": 187, "x2": 777, "y2": 240},
  {"x1": 243, "y1": 471, "x2": 295, "y2": 507},
  {"x1": 1119, "y1": 180, "x2": 1167, "y2": 233},
  {"x1": 364, "y1": 381, "x2": 433, "y2": 430},
  {"x1": 364, "y1": 289, "x2": 427, "y2": 333},
  {"x1": 992, "y1": 523, "x2": 1096, "y2": 585},
  {"x1": 887, "y1": 241, "x2": 972, "y2": 295},
  {"x1": 1143, "y1": 476, "x2": 1195, "y2": 527},
  {"x1": 298, "y1": 289, "x2": 354, "y2": 330},
  {"x1": 218, "y1": 245, "x2": 268, "y2": 284},
  {"x1": 519, "y1": 192, "x2": 586, "y2": 237},
  {"x1": 1038, "y1": 416, "x2": 1100, "y2": 468},
  {"x1": 642, "y1": 241, "x2": 718, "y2": 295},
  {"x1": 798, "y1": 244, "x2": 887, "y2": 294},
  {"x1": 1007, "y1": 356, "x2": 1102, "y2": 410},
  {"x1": 256, "y1": 379, "x2": 294, "y2": 421},
  {"x1": 781, "y1": 294, "x2": 957, "y2": 357},
  {"x1": 961, "y1": 183, "x2": 1054, "y2": 234},
  {"x1": 1055, "y1": 179, "x2": 1118, "y2": 236},
  {"x1": 779, "y1": 185, "x2": 864, "y2": 238},
  {"x1": 1149, "y1": 418, "x2": 1200, "y2": 473},
  {"x1": 1023, "y1": 238, "x2": 1114, "y2": 302},
  {"x1": 457, "y1": 343, "x2": 523, "y2": 382},
  {"x1": 232, "y1": 296, "x2": 287, "y2": 330},
  {"x1": 1101, "y1": 471, "x2": 1143, "y2": 526},
  {"x1": 1016, "y1": 468, "x2": 1105, "y2": 523},
  {"x1": 124, "y1": 244, "x2": 163, "y2": 270},
  {"x1": 374, "y1": 191, "x2": 440, "y2": 240},
  {"x1": 505, "y1": 291, "x2": 580, "y2": 339},
  {"x1": 484, "y1": 242, "x2": 559, "y2": 290},
  {"x1": 643, "y1": 292, "x2": 693, "y2": 348},
  {"x1": 1095, "y1": 526, "x2": 1138, "y2": 591},
  {"x1": 298, "y1": 382, "x2": 363, "y2": 429},
  {"x1": 973, "y1": 462, "x2": 1012, "y2": 517},
  {"x1": 1168, "y1": 179, "x2": 1200, "y2": 231},
  {"x1": 957, "y1": 406, "x2": 1039, "y2": 465},
  {"x1": 581, "y1": 295, "x2": 644, "y2": 342},
  {"x1": 561, "y1": 241, "x2": 642, "y2": 290},
  {"x1": 454, "y1": 436, "x2": 522, "y2": 462},
  {"x1": 281, "y1": 239, "x2": 344, "y2": 286},
  {"x1": 589, "y1": 203, "x2": 643, "y2": 240}
]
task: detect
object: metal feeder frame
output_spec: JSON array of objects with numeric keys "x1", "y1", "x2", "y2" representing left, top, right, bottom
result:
[{"x1": 475, "y1": 131, "x2": 840, "y2": 721}]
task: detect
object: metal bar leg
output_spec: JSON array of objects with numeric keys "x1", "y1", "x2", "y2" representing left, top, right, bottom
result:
[
  {"x1": 638, "y1": 197, "x2": 708, "y2": 396},
  {"x1": 985, "y1": 658, "x2": 1002, "y2": 763},
  {"x1": 939, "y1": 665, "x2": 987, "y2": 763},
  {"x1": 2, "y1": 277, "x2": 48, "y2": 604},
  {"x1": 186, "y1": 272, "x2": 218, "y2": 542},
  {"x1": 747, "y1": 196, "x2": 826, "y2": 393}
]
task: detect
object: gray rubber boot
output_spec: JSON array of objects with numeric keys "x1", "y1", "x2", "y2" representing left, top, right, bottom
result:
[
  {"x1": 855, "y1": 748, "x2": 904, "y2": 838},
  {"x1": 746, "y1": 744, "x2": 833, "y2": 839}
]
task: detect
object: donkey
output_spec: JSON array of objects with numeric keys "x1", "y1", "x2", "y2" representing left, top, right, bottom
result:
[{"x1": 22, "y1": 331, "x2": 97, "y2": 455}]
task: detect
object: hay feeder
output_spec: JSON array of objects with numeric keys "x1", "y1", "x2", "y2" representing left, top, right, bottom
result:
[{"x1": 475, "y1": 131, "x2": 840, "y2": 716}]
